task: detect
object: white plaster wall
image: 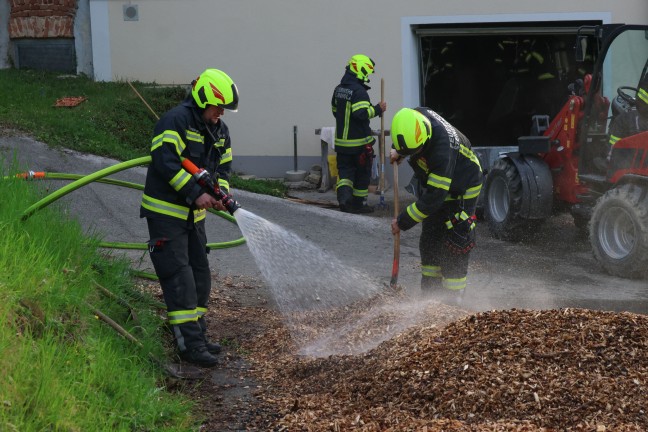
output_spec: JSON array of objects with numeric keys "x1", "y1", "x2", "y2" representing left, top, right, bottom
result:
[
  {"x1": 90, "y1": 0, "x2": 111, "y2": 81},
  {"x1": 96, "y1": 0, "x2": 648, "y2": 161},
  {"x1": 74, "y1": 0, "x2": 94, "y2": 76}
]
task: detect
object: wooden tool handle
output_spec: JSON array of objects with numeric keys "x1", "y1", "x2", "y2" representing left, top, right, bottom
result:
[
  {"x1": 390, "y1": 162, "x2": 400, "y2": 288},
  {"x1": 379, "y1": 78, "x2": 385, "y2": 192}
]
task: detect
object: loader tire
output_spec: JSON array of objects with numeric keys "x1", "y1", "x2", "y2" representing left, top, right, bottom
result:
[
  {"x1": 484, "y1": 158, "x2": 544, "y2": 242},
  {"x1": 590, "y1": 183, "x2": 648, "y2": 279}
]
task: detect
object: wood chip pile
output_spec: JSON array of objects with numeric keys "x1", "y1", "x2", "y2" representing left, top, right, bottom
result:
[{"x1": 245, "y1": 306, "x2": 648, "y2": 431}]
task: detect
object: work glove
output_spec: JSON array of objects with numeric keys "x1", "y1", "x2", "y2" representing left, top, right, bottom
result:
[
  {"x1": 358, "y1": 144, "x2": 374, "y2": 167},
  {"x1": 444, "y1": 211, "x2": 477, "y2": 255}
]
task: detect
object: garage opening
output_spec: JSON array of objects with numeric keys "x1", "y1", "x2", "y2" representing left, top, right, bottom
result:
[{"x1": 416, "y1": 21, "x2": 602, "y2": 147}]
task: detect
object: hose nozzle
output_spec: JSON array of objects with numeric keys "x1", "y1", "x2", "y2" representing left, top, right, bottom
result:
[{"x1": 222, "y1": 194, "x2": 240, "y2": 215}]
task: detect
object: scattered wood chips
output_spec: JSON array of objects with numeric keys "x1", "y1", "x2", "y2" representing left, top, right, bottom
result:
[
  {"x1": 246, "y1": 304, "x2": 648, "y2": 431},
  {"x1": 139, "y1": 277, "x2": 648, "y2": 431}
]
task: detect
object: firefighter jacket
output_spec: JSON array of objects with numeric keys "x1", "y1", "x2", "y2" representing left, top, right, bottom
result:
[
  {"x1": 397, "y1": 108, "x2": 483, "y2": 231},
  {"x1": 608, "y1": 109, "x2": 648, "y2": 148},
  {"x1": 331, "y1": 69, "x2": 383, "y2": 154},
  {"x1": 140, "y1": 95, "x2": 232, "y2": 223}
]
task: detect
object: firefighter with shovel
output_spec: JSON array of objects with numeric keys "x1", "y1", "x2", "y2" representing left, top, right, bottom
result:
[
  {"x1": 140, "y1": 69, "x2": 239, "y2": 367},
  {"x1": 389, "y1": 107, "x2": 482, "y2": 305},
  {"x1": 331, "y1": 54, "x2": 387, "y2": 213}
]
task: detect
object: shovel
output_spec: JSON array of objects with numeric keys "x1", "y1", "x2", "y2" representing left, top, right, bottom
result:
[
  {"x1": 390, "y1": 161, "x2": 400, "y2": 288},
  {"x1": 376, "y1": 78, "x2": 388, "y2": 211}
]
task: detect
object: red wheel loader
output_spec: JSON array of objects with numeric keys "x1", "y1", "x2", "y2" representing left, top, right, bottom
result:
[{"x1": 478, "y1": 24, "x2": 648, "y2": 279}]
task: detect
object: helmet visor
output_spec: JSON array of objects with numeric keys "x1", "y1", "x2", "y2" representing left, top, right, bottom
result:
[
  {"x1": 394, "y1": 134, "x2": 421, "y2": 155},
  {"x1": 219, "y1": 83, "x2": 239, "y2": 112}
]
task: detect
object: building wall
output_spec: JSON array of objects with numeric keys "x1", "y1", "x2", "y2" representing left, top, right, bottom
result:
[
  {"x1": 91, "y1": 0, "x2": 648, "y2": 177},
  {"x1": 74, "y1": 0, "x2": 92, "y2": 76},
  {"x1": 8, "y1": 0, "x2": 76, "y2": 38},
  {"x1": 2, "y1": 0, "x2": 646, "y2": 177}
]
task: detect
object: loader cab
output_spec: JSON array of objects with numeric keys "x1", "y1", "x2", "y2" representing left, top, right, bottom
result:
[{"x1": 577, "y1": 25, "x2": 648, "y2": 183}]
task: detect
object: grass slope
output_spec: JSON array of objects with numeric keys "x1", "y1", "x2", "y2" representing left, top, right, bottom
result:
[{"x1": 0, "y1": 163, "x2": 199, "y2": 431}]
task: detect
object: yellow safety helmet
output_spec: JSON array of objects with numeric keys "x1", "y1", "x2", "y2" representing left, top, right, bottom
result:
[
  {"x1": 348, "y1": 54, "x2": 375, "y2": 82},
  {"x1": 391, "y1": 108, "x2": 432, "y2": 155},
  {"x1": 191, "y1": 68, "x2": 239, "y2": 111}
]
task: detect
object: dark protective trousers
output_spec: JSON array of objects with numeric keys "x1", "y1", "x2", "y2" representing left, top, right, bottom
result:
[
  {"x1": 146, "y1": 217, "x2": 211, "y2": 352},
  {"x1": 335, "y1": 145, "x2": 374, "y2": 206},
  {"x1": 420, "y1": 197, "x2": 478, "y2": 290}
]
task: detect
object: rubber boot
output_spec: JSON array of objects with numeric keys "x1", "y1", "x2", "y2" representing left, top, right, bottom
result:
[
  {"x1": 348, "y1": 196, "x2": 374, "y2": 214},
  {"x1": 421, "y1": 275, "x2": 442, "y2": 296},
  {"x1": 337, "y1": 186, "x2": 353, "y2": 212},
  {"x1": 179, "y1": 345, "x2": 218, "y2": 368},
  {"x1": 439, "y1": 288, "x2": 465, "y2": 308},
  {"x1": 205, "y1": 341, "x2": 222, "y2": 355},
  {"x1": 198, "y1": 317, "x2": 222, "y2": 355},
  {"x1": 452, "y1": 288, "x2": 465, "y2": 307}
]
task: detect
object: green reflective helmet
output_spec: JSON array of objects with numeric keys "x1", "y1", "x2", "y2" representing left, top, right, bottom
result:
[
  {"x1": 391, "y1": 108, "x2": 432, "y2": 155},
  {"x1": 191, "y1": 69, "x2": 239, "y2": 111},
  {"x1": 348, "y1": 54, "x2": 375, "y2": 82}
]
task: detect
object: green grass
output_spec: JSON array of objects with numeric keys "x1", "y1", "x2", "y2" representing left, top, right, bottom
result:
[
  {"x1": 0, "y1": 162, "x2": 200, "y2": 431},
  {"x1": 0, "y1": 68, "x2": 184, "y2": 160},
  {"x1": 230, "y1": 173, "x2": 287, "y2": 197},
  {"x1": 0, "y1": 68, "x2": 287, "y2": 196}
]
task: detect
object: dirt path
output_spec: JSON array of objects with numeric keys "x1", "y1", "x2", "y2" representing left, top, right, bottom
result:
[{"x1": 2, "y1": 131, "x2": 646, "y2": 314}]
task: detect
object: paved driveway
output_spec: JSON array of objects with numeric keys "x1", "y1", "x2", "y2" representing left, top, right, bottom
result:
[{"x1": 2, "y1": 132, "x2": 647, "y2": 314}]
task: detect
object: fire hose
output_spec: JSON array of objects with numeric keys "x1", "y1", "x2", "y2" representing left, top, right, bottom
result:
[{"x1": 6, "y1": 156, "x2": 246, "y2": 278}]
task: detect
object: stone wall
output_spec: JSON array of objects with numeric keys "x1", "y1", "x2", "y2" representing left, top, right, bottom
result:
[{"x1": 8, "y1": 0, "x2": 76, "y2": 38}]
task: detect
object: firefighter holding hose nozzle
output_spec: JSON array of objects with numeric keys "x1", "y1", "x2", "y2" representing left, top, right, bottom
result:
[
  {"x1": 389, "y1": 107, "x2": 483, "y2": 306},
  {"x1": 140, "y1": 68, "x2": 240, "y2": 367}
]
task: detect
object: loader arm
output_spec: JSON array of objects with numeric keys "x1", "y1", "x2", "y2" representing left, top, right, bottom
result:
[{"x1": 541, "y1": 77, "x2": 594, "y2": 204}]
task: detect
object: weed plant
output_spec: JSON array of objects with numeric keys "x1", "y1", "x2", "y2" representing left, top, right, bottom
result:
[{"x1": 0, "y1": 162, "x2": 199, "y2": 431}]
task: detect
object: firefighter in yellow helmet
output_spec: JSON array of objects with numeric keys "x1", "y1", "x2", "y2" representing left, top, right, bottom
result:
[
  {"x1": 390, "y1": 107, "x2": 483, "y2": 304},
  {"x1": 140, "y1": 68, "x2": 239, "y2": 367},
  {"x1": 331, "y1": 54, "x2": 387, "y2": 213}
]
